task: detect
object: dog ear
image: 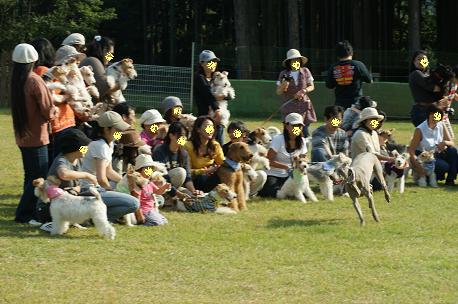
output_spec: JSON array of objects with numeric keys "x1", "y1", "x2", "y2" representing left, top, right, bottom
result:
[
  {"x1": 346, "y1": 168, "x2": 356, "y2": 183},
  {"x1": 391, "y1": 149, "x2": 399, "y2": 157},
  {"x1": 123, "y1": 58, "x2": 133, "y2": 63},
  {"x1": 222, "y1": 71, "x2": 229, "y2": 76},
  {"x1": 32, "y1": 178, "x2": 44, "y2": 187}
]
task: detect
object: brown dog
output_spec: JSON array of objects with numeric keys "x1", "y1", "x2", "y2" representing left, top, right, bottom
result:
[{"x1": 217, "y1": 142, "x2": 253, "y2": 212}]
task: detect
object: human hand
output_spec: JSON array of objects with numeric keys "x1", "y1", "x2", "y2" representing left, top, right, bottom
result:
[
  {"x1": 85, "y1": 173, "x2": 98, "y2": 186},
  {"x1": 206, "y1": 165, "x2": 219, "y2": 175},
  {"x1": 437, "y1": 141, "x2": 447, "y2": 152},
  {"x1": 192, "y1": 189, "x2": 204, "y2": 196}
]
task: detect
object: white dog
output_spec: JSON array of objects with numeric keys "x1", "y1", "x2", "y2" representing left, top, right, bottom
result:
[
  {"x1": 384, "y1": 150, "x2": 409, "y2": 193},
  {"x1": 107, "y1": 58, "x2": 138, "y2": 104},
  {"x1": 277, "y1": 155, "x2": 318, "y2": 203},
  {"x1": 33, "y1": 177, "x2": 115, "y2": 240},
  {"x1": 307, "y1": 153, "x2": 352, "y2": 201},
  {"x1": 210, "y1": 71, "x2": 235, "y2": 127},
  {"x1": 80, "y1": 65, "x2": 100, "y2": 100},
  {"x1": 413, "y1": 150, "x2": 438, "y2": 187}
]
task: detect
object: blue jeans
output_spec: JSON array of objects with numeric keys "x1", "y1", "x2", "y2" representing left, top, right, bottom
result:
[
  {"x1": 81, "y1": 187, "x2": 139, "y2": 222},
  {"x1": 215, "y1": 125, "x2": 225, "y2": 146},
  {"x1": 311, "y1": 148, "x2": 329, "y2": 162},
  {"x1": 48, "y1": 127, "x2": 75, "y2": 166},
  {"x1": 16, "y1": 146, "x2": 49, "y2": 223},
  {"x1": 435, "y1": 147, "x2": 458, "y2": 182}
]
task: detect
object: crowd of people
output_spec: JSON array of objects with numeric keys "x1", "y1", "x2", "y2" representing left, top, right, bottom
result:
[{"x1": 8, "y1": 34, "x2": 458, "y2": 233}]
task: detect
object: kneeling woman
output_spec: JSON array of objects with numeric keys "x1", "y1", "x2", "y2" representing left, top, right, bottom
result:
[
  {"x1": 184, "y1": 116, "x2": 225, "y2": 192},
  {"x1": 408, "y1": 105, "x2": 457, "y2": 186},
  {"x1": 259, "y1": 113, "x2": 309, "y2": 197}
]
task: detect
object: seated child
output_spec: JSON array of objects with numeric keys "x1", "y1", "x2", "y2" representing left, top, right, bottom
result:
[
  {"x1": 139, "y1": 109, "x2": 168, "y2": 151},
  {"x1": 134, "y1": 154, "x2": 171, "y2": 226}
]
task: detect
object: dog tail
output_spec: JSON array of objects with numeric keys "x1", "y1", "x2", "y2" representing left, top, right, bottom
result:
[{"x1": 89, "y1": 187, "x2": 102, "y2": 201}]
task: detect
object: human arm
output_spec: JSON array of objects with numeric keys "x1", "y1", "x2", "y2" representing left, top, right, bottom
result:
[
  {"x1": 57, "y1": 167, "x2": 98, "y2": 185},
  {"x1": 267, "y1": 148, "x2": 289, "y2": 170},
  {"x1": 358, "y1": 61, "x2": 373, "y2": 83},
  {"x1": 95, "y1": 159, "x2": 113, "y2": 190},
  {"x1": 407, "y1": 128, "x2": 426, "y2": 176}
]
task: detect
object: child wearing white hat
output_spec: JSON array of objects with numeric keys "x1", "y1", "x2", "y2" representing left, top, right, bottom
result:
[
  {"x1": 139, "y1": 109, "x2": 168, "y2": 151},
  {"x1": 134, "y1": 154, "x2": 171, "y2": 226}
]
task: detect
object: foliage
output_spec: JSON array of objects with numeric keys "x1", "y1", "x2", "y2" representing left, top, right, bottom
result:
[{"x1": 0, "y1": 0, "x2": 116, "y2": 51}]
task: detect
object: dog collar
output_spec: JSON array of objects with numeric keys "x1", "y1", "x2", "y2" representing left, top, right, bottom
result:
[
  {"x1": 47, "y1": 185, "x2": 65, "y2": 199},
  {"x1": 224, "y1": 158, "x2": 240, "y2": 171}
]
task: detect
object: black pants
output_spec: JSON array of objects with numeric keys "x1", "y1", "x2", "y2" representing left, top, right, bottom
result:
[{"x1": 258, "y1": 175, "x2": 289, "y2": 198}]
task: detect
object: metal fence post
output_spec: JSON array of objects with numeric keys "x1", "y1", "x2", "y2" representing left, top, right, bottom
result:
[{"x1": 190, "y1": 41, "x2": 195, "y2": 113}]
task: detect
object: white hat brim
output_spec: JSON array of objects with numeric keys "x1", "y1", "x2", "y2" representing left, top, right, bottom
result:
[
  {"x1": 355, "y1": 114, "x2": 384, "y2": 127},
  {"x1": 282, "y1": 56, "x2": 308, "y2": 68}
]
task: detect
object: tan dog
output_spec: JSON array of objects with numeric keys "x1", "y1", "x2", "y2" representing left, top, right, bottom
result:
[
  {"x1": 217, "y1": 142, "x2": 253, "y2": 212},
  {"x1": 107, "y1": 58, "x2": 138, "y2": 104}
]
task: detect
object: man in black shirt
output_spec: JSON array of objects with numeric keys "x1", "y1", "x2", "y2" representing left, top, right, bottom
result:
[{"x1": 326, "y1": 40, "x2": 373, "y2": 109}]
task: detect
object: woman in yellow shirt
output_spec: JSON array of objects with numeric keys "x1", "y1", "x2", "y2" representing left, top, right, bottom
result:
[{"x1": 184, "y1": 116, "x2": 225, "y2": 192}]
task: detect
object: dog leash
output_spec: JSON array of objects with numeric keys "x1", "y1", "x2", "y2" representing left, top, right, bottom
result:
[{"x1": 261, "y1": 99, "x2": 295, "y2": 126}]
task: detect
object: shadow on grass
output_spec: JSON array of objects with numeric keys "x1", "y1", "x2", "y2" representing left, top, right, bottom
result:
[
  {"x1": 0, "y1": 219, "x2": 97, "y2": 239},
  {"x1": 266, "y1": 217, "x2": 343, "y2": 228},
  {"x1": 0, "y1": 194, "x2": 21, "y2": 201}
]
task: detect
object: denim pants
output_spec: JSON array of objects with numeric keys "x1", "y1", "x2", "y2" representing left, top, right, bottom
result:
[
  {"x1": 435, "y1": 147, "x2": 458, "y2": 181},
  {"x1": 311, "y1": 148, "x2": 329, "y2": 162},
  {"x1": 16, "y1": 145, "x2": 49, "y2": 223},
  {"x1": 81, "y1": 187, "x2": 139, "y2": 222},
  {"x1": 215, "y1": 124, "x2": 225, "y2": 146}
]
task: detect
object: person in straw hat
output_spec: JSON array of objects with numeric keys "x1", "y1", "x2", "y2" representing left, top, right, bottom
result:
[
  {"x1": 351, "y1": 107, "x2": 395, "y2": 163},
  {"x1": 276, "y1": 49, "x2": 316, "y2": 137}
]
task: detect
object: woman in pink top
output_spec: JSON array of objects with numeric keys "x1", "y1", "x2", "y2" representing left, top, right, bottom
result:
[
  {"x1": 139, "y1": 109, "x2": 168, "y2": 152},
  {"x1": 10, "y1": 44, "x2": 57, "y2": 224}
]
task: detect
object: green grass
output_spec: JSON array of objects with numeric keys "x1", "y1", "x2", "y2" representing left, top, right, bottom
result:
[{"x1": 1, "y1": 108, "x2": 458, "y2": 303}]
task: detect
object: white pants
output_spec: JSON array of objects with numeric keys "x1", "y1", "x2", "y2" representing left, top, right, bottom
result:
[{"x1": 250, "y1": 170, "x2": 267, "y2": 197}]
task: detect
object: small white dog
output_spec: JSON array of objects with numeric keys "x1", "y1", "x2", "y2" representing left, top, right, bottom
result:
[
  {"x1": 307, "y1": 153, "x2": 352, "y2": 201},
  {"x1": 414, "y1": 150, "x2": 438, "y2": 187},
  {"x1": 384, "y1": 150, "x2": 409, "y2": 193},
  {"x1": 107, "y1": 58, "x2": 138, "y2": 104},
  {"x1": 79, "y1": 65, "x2": 100, "y2": 100},
  {"x1": 277, "y1": 155, "x2": 318, "y2": 203},
  {"x1": 33, "y1": 177, "x2": 115, "y2": 240},
  {"x1": 210, "y1": 71, "x2": 235, "y2": 127}
]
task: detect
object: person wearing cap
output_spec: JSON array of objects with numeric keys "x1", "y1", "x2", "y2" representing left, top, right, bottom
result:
[
  {"x1": 153, "y1": 122, "x2": 204, "y2": 197},
  {"x1": 10, "y1": 43, "x2": 57, "y2": 225},
  {"x1": 30, "y1": 37, "x2": 56, "y2": 76},
  {"x1": 194, "y1": 50, "x2": 225, "y2": 145},
  {"x1": 341, "y1": 96, "x2": 378, "y2": 136},
  {"x1": 259, "y1": 113, "x2": 309, "y2": 198},
  {"x1": 62, "y1": 33, "x2": 86, "y2": 53},
  {"x1": 184, "y1": 116, "x2": 225, "y2": 192},
  {"x1": 54, "y1": 45, "x2": 86, "y2": 66},
  {"x1": 80, "y1": 36, "x2": 119, "y2": 103},
  {"x1": 326, "y1": 40, "x2": 372, "y2": 110},
  {"x1": 311, "y1": 105, "x2": 349, "y2": 162},
  {"x1": 276, "y1": 49, "x2": 316, "y2": 137},
  {"x1": 162, "y1": 96, "x2": 183, "y2": 124},
  {"x1": 133, "y1": 154, "x2": 171, "y2": 226},
  {"x1": 139, "y1": 109, "x2": 168, "y2": 151},
  {"x1": 79, "y1": 111, "x2": 139, "y2": 222},
  {"x1": 408, "y1": 105, "x2": 457, "y2": 186},
  {"x1": 36, "y1": 129, "x2": 97, "y2": 231},
  {"x1": 116, "y1": 128, "x2": 146, "y2": 173},
  {"x1": 350, "y1": 107, "x2": 395, "y2": 163}
]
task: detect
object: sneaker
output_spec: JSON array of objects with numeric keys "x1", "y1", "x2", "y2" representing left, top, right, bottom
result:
[
  {"x1": 40, "y1": 222, "x2": 53, "y2": 232},
  {"x1": 28, "y1": 219, "x2": 43, "y2": 226}
]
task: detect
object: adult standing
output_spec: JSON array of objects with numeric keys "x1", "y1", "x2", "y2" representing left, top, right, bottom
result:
[
  {"x1": 408, "y1": 50, "x2": 448, "y2": 127},
  {"x1": 276, "y1": 49, "x2": 316, "y2": 137},
  {"x1": 326, "y1": 40, "x2": 372, "y2": 110},
  {"x1": 62, "y1": 33, "x2": 86, "y2": 53},
  {"x1": 79, "y1": 36, "x2": 119, "y2": 103},
  {"x1": 193, "y1": 50, "x2": 224, "y2": 145},
  {"x1": 10, "y1": 44, "x2": 57, "y2": 224}
]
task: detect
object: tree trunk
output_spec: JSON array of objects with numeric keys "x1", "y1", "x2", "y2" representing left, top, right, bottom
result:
[
  {"x1": 287, "y1": 0, "x2": 300, "y2": 48},
  {"x1": 408, "y1": 0, "x2": 421, "y2": 54},
  {"x1": 233, "y1": 0, "x2": 251, "y2": 79}
]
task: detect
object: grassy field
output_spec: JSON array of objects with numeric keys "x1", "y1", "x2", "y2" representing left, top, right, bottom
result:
[{"x1": 1, "y1": 108, "x2": 458, "y2": 303}]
